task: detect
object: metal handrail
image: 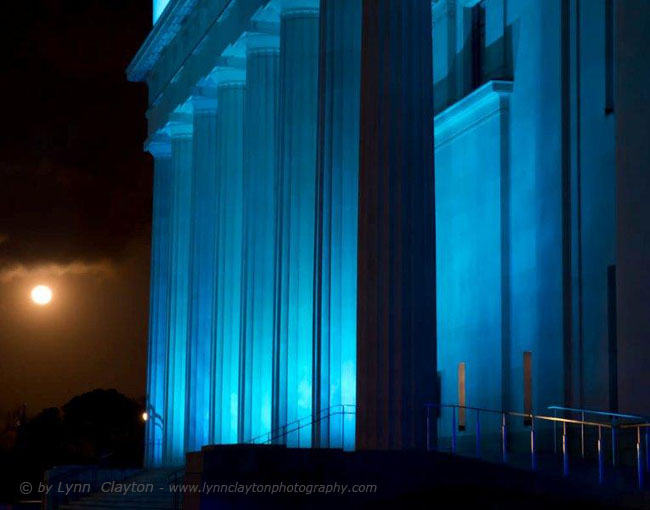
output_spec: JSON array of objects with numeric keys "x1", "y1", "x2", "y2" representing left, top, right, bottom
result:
[
  {"x1": 620, "y1": 422, "x2": 650, "y2": 429},
  {"x1": 548, "y1": 405, "x2": 650, "y2": 423},
  {"x1": 167, "y1": 467, "x2": 185, "y2": 510},
  {"x1": 426, "y1": 402, "x2": 647, "y2": 489},
  {"x1": 247, "y1": 404, "x2": 356, "y2": 447},
  {"x1": 425, "y1": 403, "x2": 613, "y2": 428}
]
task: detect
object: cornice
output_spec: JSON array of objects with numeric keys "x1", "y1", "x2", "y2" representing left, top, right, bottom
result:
[
  {"x1": 272, "y1": 0, "x2": 319, "y2": 14},
  {"x1": 133, "y1": 0, "x2": 273, "y2": 136},
  {"x1": 434, "y1": 80, "x2": 513, "y2": 149},
  {"x1": 145, "y1": 132, "x2": 172, "y2": 158},
  {"x1": 432, "y1": 0, "x2": 456, "y2": 23},
  {"x1": 127, "y1": 0, "x2": 201, "y2": 83}
]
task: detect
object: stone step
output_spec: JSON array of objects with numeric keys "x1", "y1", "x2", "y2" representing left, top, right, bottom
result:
[
  {"x1": 60, "y1": 503, "x2": 174, "y2": 509},
  {"x1": 55, "y1": 468, "x2": 182, "y2": 510},
  {"x1": 73, "y1": 496, "x2": 175, "y2": 504},
  {"x1": 61, "y1": 506, "x2": 174, "y2": 510},
  {"x1": 62, "y1": 499, "x2": 175, "y2": 508}
]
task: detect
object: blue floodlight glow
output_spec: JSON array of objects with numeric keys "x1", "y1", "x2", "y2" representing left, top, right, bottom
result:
[
  {"x1": 137, "y1": 0, "x2": 622, "y2": 467},
  {"x1": 153, "y1": 0, "x2": 171, "y2": 24},
  {"x1": 145, "y1": 0, "x2": 361, "y2": 464}
]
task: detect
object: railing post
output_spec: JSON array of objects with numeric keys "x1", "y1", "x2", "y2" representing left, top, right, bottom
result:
[
  {"x1": 553, "y1": 408, "x2": 557, "y2": 455},
  {"x1": 644, "y1": 425, "x2": 650, "y2": 472},
  {"x1": 451, "y1": 406, "x2": 457, "y2": 454},
  {"x1": 530, "y1": 416, "x2": 536, "y2": 470},
  {"x1": 562, "y1": 422, "x2": 569, "y2": 477},
  {"x1": 637, "y1": 427, "x2": 644, "y2": 489},
  {"x1": 611, "y1": 417, "x2": 617, "y2": 467},
  {"x1": 598, "y1": 426, "x2": 604, "y2": 485},
  {"x1": 426, "y1": 406, "x2": 431, "y2": 452},
  {"x1": 581, "y1": 411, "x2": 585, "y2": 458},
  {"x1": 646, "y1": 426, "x2": 649, "y2": 474},
  {"x1": 475, "y1": 409, "x2": 481, "y2": 458},
  {"x1": 341, "y1": 406, "x2": 345, "y2": 449},
  {"x1": 501, "y1": 412, "x2": 508, "y2": 464}
]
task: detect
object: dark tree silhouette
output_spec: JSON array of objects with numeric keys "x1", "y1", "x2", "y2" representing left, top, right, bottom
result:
[
  {"x1": 61, "y1": 389, "x2": 144, "y2": 466},
  {"x1": 1, "y1": 389, "x2": 144, "y2": 503}
]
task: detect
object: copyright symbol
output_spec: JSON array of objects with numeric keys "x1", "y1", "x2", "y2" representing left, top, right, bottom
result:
[{"x1": 20, "y1": 482, "x2": 32, "y2": 495}]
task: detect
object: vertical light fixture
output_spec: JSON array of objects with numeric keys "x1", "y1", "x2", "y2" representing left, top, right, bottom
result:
[
  {"x1": 458, "y1": 362, "x2": 466, "y2": 431},
  {"x1": 524, "y1": 351, "x2": 532, "y2": 425}
]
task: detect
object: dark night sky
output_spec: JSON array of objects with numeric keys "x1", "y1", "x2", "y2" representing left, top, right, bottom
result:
[{"x1": 0, "y1": 1, "x2": 153, "y2": 418}]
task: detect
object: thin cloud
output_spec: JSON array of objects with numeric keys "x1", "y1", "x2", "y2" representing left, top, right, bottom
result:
[{"x1": 0, "y1": 260, "x2": 115, "y2": 283}]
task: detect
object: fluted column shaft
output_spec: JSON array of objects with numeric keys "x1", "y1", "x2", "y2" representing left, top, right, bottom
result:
[
  {"x1": 164, "y1": 115, "x2": 193, "y2": 465},
  {"x1": 313, "y1": 0, "x2": 361, "y2": 450},
  {"x1": 185, "y1": 96, "x2": 218, "y2": 453},
  {"x1": 239, "y1": 36, "x2": 280, "y2": 442},
  {"x1": 145, "y1": 135, "x2": 172, "y2": 467},
  {"x1": 273, "y1": 0, "x2": 320, "y2": 448},
  {"x1": 356, "y1": 0, "x2": 436, "y2": 450},
  {"x1": 212, "y1": 71, "x2": 245, "y2": 444}
]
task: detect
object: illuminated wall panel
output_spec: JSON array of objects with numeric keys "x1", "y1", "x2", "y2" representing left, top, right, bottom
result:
[
  {"x1": 273, "y1": 1, "x2": 320, "y2": 448},
  {"x1": 435, "y1": 81, "x2": 511, "y2": 440},
  {"x1": 505, "y1": 0, "x2": 565, "y2": 419},
  {"x1": 313, "y1": 0, "x2": 360, "y2": 451}
]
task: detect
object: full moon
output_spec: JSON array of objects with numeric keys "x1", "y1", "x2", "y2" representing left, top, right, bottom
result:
[{"x1": 31, "y1": 285, "x2": 53, "y2": 305}]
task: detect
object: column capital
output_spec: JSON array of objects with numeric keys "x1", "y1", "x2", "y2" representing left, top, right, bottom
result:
[
  {"x1": 222, "y1": 30, "x2": 279, "y2": 61},
  {"x1": 243, "y1": 32, "x2": 280, "y2": 57},
  {"x1": 272, "y1": 0, "x2": 319, "y2": 17},
  {"x1": 205, "y1": 66, "x2": 247, "y2": 89},
  {"x1": 165, "y1": 112, "x2": 193, "y2": 138},
  {"x1": 189, "y1": 87, "x2": 219, "y2": 113},
  {"x1": 145, "y1": 132, "x2": 171, "y2": 158}
]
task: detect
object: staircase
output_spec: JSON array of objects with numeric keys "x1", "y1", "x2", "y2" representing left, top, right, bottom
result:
[{"x1": 58, "y1": 468, "x2": 181, "y2": 510}]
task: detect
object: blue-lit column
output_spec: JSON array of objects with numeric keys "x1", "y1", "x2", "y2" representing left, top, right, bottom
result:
[
  {"x1": 209, "y1": 67, "x2": 246, "y2": 445},
  {"x1": 313, "y1": 0, "x2": 361, "y2": 451},
  {"x1": 273, "y1": 0, "x2": 320, "y2": 449},
  {"x1": 356, "y1": 0, "x2": 436, "y2": 450},
  {"x1": 239, "y1": 33, "x2": 280, "y2": 443},
  {"x1": 164, "y1": 112, "x2": 193, "y2": 465},
  {"x1": 144, "y1": 133, "x2": 172, "y2": 467},
  {"x1": 185, "y1": 92, "x2": 218, "y2": 453}
]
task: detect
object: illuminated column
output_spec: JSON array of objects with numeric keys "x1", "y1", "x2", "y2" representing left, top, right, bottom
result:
[
  {"x1": 144, "y1": 133, "x2": 172, "y2": 467},
  {"x1": 239, "y1": 33, "x2": 280, "y2": 443},
  {"x1": 164, "y1": 112, "x2": 193, "y2": 465},
  {"x1": 273, "y1": 0, "x2": 320, "y2": 449},
  {"x1": 185, "y1": 92, "x2": 218, "y2": 453},
  {"x1": 313, "y1": 0, "x2": 361, "y2": 450},
  {"x1": 356, "y1": 0, "x2": 436, "y2": 450},
  {"x1": 209, "y1": 67, "x2": 246, "y2": 444}
]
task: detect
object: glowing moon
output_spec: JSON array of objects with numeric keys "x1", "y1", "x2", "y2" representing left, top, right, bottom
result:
[{"x1": 31, "y1": 285, "x2": 53, "y2": 305}]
